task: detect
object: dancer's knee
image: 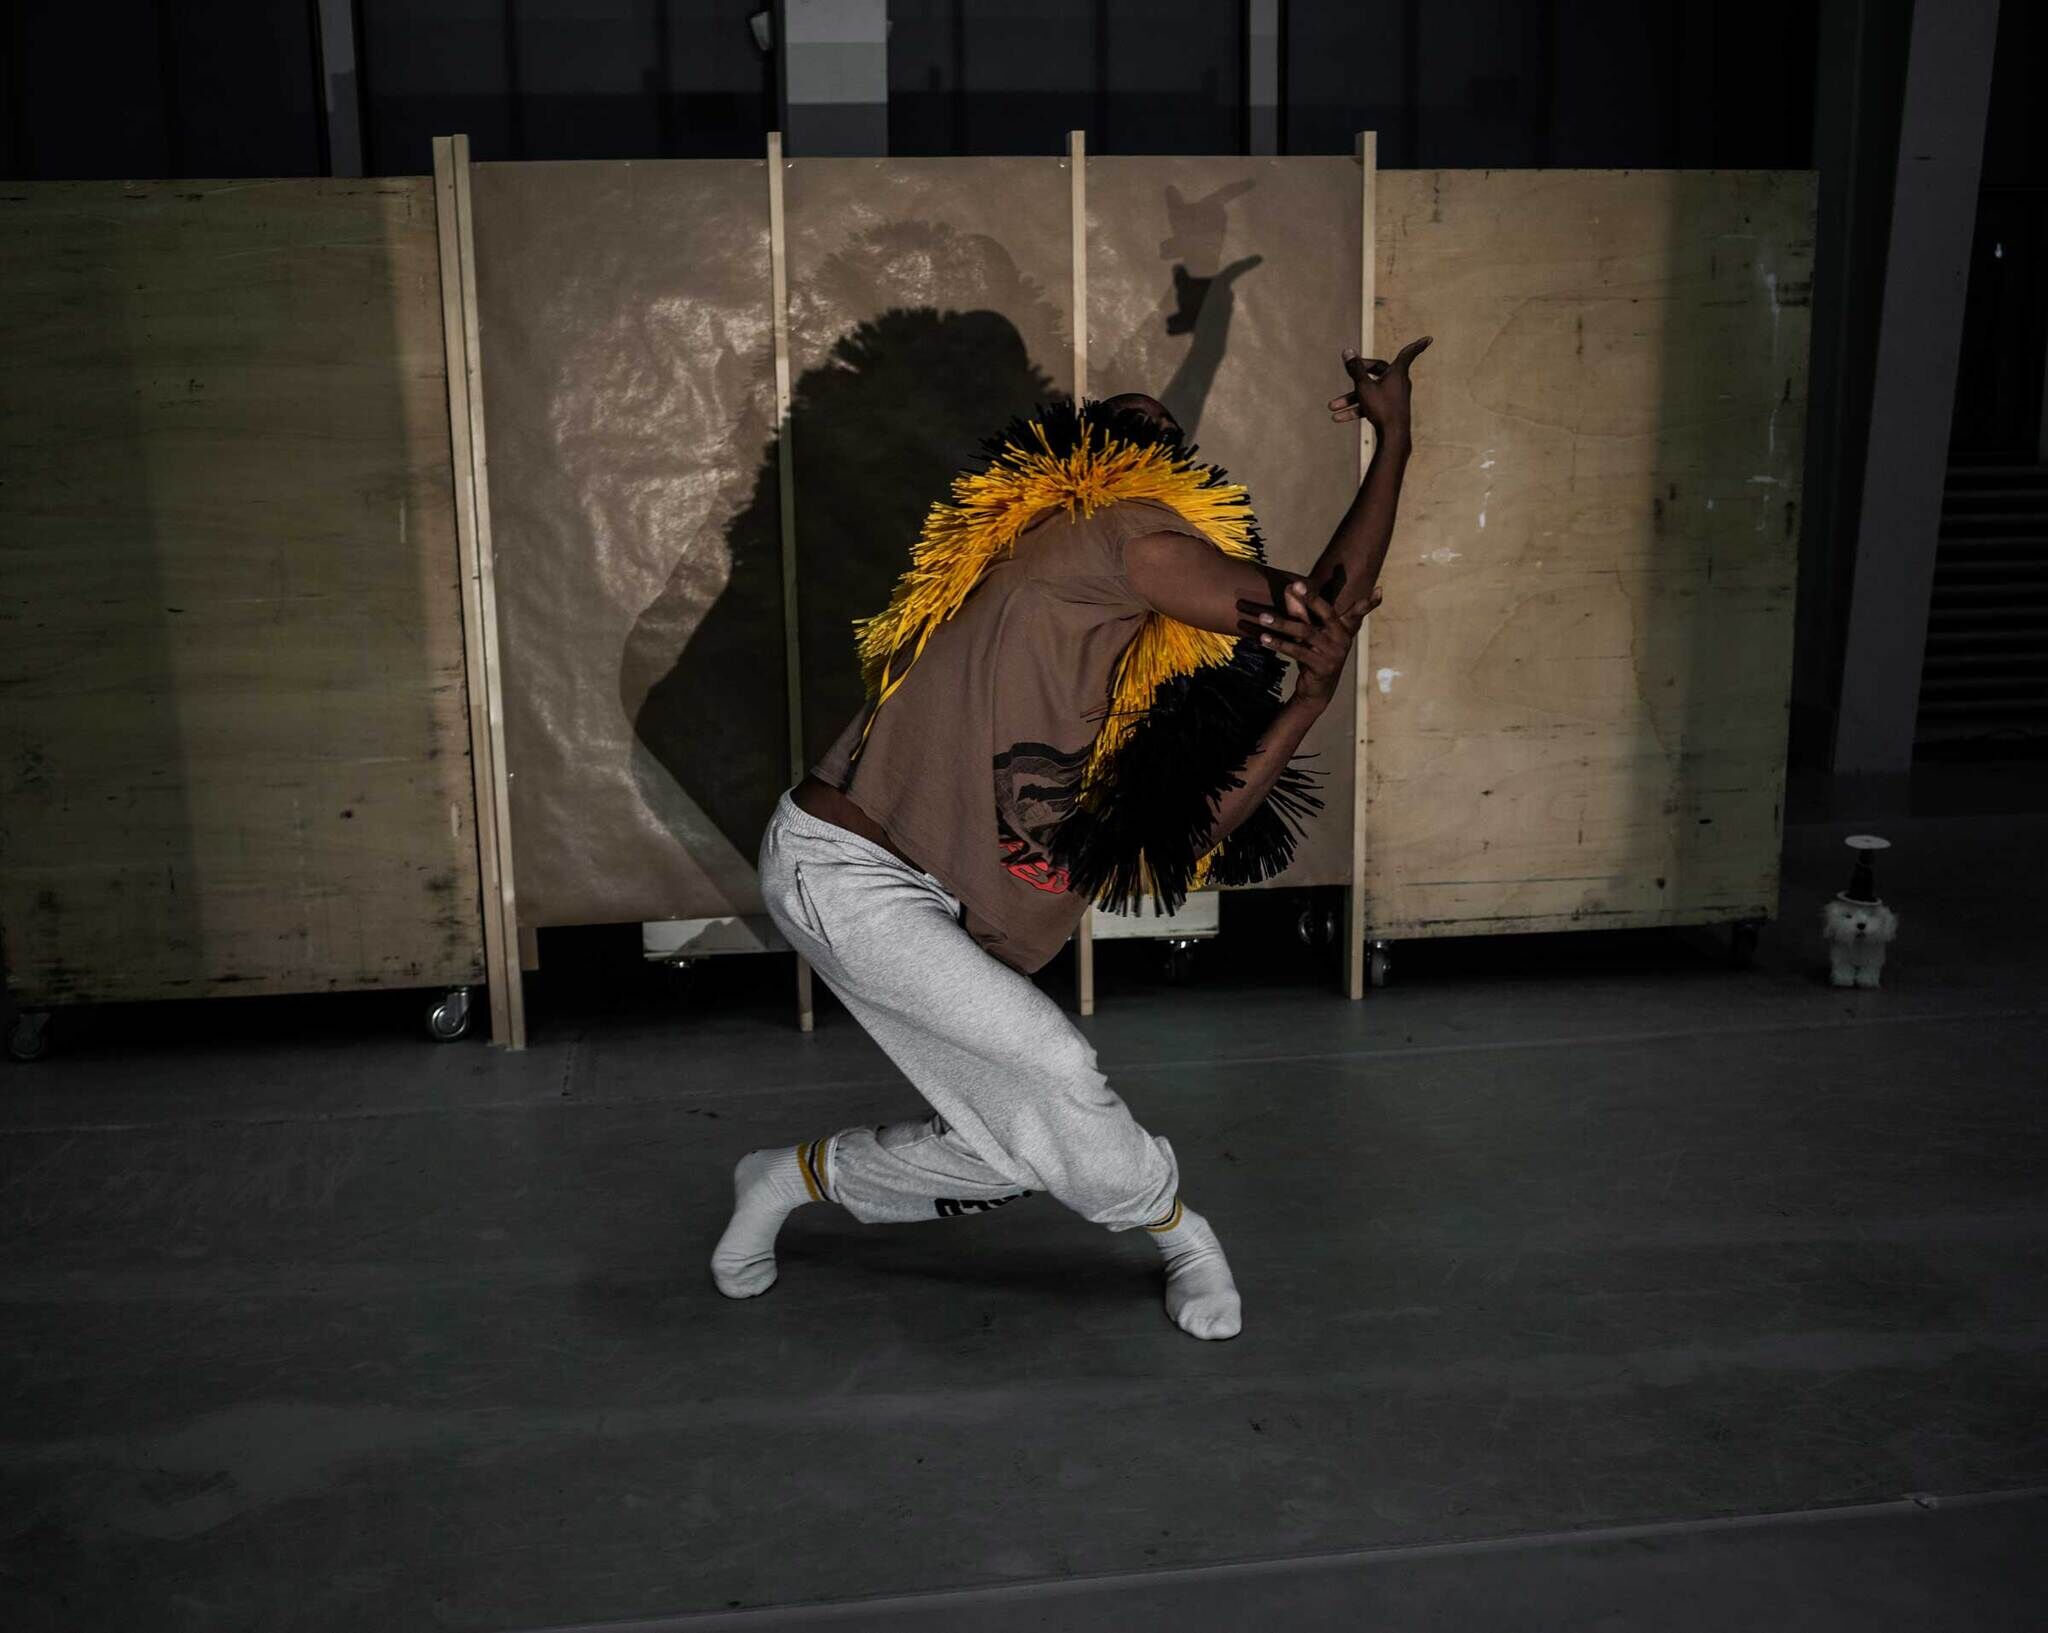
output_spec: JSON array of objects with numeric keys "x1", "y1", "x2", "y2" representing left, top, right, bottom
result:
[{"x1": 1038, "y1": 1029, "x2": 1116, "y2": 1110}]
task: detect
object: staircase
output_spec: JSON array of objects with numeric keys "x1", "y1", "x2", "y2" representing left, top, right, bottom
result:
[{"x1": 1916, "y1": 459, "x2": 2048, "y2": 753}]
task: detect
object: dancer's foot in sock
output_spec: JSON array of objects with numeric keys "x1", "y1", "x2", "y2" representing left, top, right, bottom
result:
[
  {"x1": 1145, "y1": 1199, "x2": 1242, "y2": 1340},
  {"x1": 710, "y1": 1141, "x2": 829, "y2": 1298}
]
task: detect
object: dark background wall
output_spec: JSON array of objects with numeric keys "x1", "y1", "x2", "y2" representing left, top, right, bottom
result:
[
  {"x1": 1951, "y1": 0, "x2": 2047, "y2": 459},
  {"x1": 3, "y1": 0, "x2": 2040, "y2": 769},
  {"x1": 1, "y1": 0, "x2": 327, "y2": 179},
  {"x1": 0, "y1": 0, "x2": 1833, "y2": 175}
]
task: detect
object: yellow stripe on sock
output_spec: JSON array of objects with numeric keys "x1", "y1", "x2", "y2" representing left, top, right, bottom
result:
[
  {"x1": 797, "y1": 1141, "x2": 823, "y2": 1203},
  {"x1": 1143, "y1": 1197, "x2": 1183, "y2": 1233}
]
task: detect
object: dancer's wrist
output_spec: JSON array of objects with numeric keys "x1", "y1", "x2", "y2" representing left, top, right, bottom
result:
[{"x1": 1277, "y1": 688, "x2": 1330, "y2": 727}]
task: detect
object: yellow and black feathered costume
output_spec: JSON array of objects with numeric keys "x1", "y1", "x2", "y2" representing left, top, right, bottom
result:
[{"x1": 849, "y1": 398, "x2": 1323, "y2": 915}]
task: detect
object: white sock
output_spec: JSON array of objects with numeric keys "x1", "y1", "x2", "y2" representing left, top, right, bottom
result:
[
  {"x1": 710, "y1": 1141, "x2": 831, "y2": 1299},
  {"x1": 1145, "y1": 1199, "x2": 1242, "y2": 1340}
]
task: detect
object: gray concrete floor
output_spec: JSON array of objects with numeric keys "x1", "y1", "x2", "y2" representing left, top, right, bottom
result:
[{"x1": 3, "y1": 762, "x2": 2045, "y2": 1631}]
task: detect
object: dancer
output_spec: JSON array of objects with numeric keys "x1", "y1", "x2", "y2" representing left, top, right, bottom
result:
[{"x1": 713, "y1": 339, "x2": 1430, "y2": 1339}]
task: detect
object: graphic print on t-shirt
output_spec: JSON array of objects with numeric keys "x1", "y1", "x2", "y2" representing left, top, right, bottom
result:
[{"x1": 992, "y1": 740, "x2": 1089, "y2": 893}]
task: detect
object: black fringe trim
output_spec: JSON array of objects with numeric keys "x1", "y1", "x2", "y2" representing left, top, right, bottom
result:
[{"x1": 1047, "y1": 638, "x2": 1328, "y2": 917}]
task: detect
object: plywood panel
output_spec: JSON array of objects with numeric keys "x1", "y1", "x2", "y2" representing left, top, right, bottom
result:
[
  {"x1": 469, "y1": 160, "x2": 779, "y2": 927},
  {"x1": 1365, "y1": 170, "x2": 1814, "y2": 937},
  {"x1": 782, "y1": 158, "x2": 1075, "y2": 769},
  {"x1": 1087, "y1": 156, "x2": 1363, "y2": 886},
  {"x1": 0, "y1": 179, "x2": 485, "y2": 1005}
]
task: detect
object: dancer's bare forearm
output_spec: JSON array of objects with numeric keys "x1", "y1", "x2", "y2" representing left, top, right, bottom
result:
[
  {"x1": 1307, "y1": 336, "x2": 1432, "y2": 617},
  {"x1": 1202, "y1": 692, "x2": 1326, "y2": 848},
  {"x1": 1301, "y1": 421, "x2": 1410, "y2": 620}
]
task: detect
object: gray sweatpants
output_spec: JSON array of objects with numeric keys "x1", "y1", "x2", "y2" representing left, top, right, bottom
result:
[{"x1": 756, "y1": 789, "x2": 1181, "y2": 1231}]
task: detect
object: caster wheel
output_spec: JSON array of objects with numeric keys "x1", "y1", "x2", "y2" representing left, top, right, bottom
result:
[
  {"x1": 655, "y1": 956, "x2": 698, "y2": 1002},
  {"x1": 1163, "y1": 939, "x2": 1197, "y2": 984},
  {"x1": 1296, "y1": 900, "x2": 1339, "y2": 950},
  {"x1": 1729, "y1": 919, "x2": 1762, "y2": 968},
  {"x1": 426, "y1": 987, "x2": 473, "y2": 1042},
  {"x1": 1367, "y1": 942, "x2": 1392, "y2": 988},
  {"x1": 6, "y1": 1009, "x2": 51, "y2": 1063}
]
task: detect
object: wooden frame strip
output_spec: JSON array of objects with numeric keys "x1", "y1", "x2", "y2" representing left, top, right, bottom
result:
[
  {"x1": 771, "y1": 132, "x2": 803, "y2": 795},
  {"x1": 1344, "y1": 131, "x2": 1378, "y2": 1001},
  {"x1": 452, "y1": 136, "x2": 528, "y2": 1049},
  {"x1": 432, "y1": 135, "x2": 525, "y2": 1047},
  {"x1": 1070, "y1": 128, "x2": 1089, "y2": 395},
  {"x1": 1068, "y1": 128, "x2": 1097, "y2": 1019},
  {"x1": 430, "y1": 137, "x2": 507, "y2": 1044},
  {"x1": 767, "y1": 130, "x2": 816, "y2": 1034}
]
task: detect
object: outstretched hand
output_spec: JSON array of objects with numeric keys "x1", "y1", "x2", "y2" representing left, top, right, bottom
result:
[
  {"x1": 1237, "y1": 578, "x2": 1382, "y2": 709},
  {"x1": 1328, "y1": 334, "x2": 1432, "y2": 433}
]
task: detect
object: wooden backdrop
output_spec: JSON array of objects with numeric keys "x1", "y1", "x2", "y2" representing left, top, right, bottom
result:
[
  {"x1": 1088, "y1": 155, "x2": 1363, "y2": 885},
  {"x1": 1364, "y1": 169, "x2": 1814, "y2": 938},
  {"x1": 469, "y1": 159, "x2": 780, "y2": 930},
  {"x1": 467, "y1": 153, "x2": 1368, "y2": 930},
  {"x1": 461, "y1": 153, "x2": 1814, "y2": 951},
  {"x1": 0, "y1": 179, "x2": 485, "y2": 1006},
  {"x1": 0, "y1": 158, "x2": 1814, "y2": 1014}
]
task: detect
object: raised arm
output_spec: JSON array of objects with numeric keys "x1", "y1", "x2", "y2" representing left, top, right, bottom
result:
[
  {"x1": 1122, "y1": 333, "x2": 1431, "y2": 631},
  {"x1": 1199, "y1": 578, "x2": 1374, "y2": 851}
]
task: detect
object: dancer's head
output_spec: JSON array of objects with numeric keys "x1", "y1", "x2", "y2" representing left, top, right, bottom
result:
[{"x1": 1099, "y1": 391, "x2": 1182, "y2": 444}]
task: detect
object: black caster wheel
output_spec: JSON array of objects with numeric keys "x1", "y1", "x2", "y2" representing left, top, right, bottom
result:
[
  {"x1": 1296, "y1": 899, "x2": 1339, "y2": 950},
  {"x1": 1729, "y1": 919, "x2": 1762, "y2": 968},
  {"x1": 1162, "y1": 938, "x2": 1198, "y2": 984},
  {"x1": 426, "y1": 987, "x2": 473, "y2": 1042},
  {"x1": 1367, "y1": 941, "x2": 1392, "y2": 989},
  {"x1": 6, "y1": 1009, "x2": 52, "y2": 1063}
]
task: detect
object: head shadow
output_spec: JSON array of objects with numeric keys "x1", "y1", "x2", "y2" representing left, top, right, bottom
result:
[{"x1": 622, "y1": 305, "x2": 1059, "y2": 862}]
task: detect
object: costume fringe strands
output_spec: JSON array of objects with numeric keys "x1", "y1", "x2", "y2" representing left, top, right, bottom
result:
[{"x1": 850, "y1": 399, "x2": 1324, "y2": 915}]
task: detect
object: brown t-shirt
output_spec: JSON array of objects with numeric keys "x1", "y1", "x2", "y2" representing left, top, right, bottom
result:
[{"x1": 811, "y1": 497, "x2": 1208, "y2": 975}]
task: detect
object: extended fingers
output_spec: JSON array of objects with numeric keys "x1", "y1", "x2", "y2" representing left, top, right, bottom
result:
[
  {"x1": 1332, "y1": 346, "x2": 1390, "y2": 421},
  {"x1": 1238, "y1": 583, "x2": 1369, "y2": 650},
  {"x1": 1236, "y1": 602, "x2": 1314, "y2": 648},
  {"x1": 1341, "y1": 586, "x2": 1384, "y2": 628},
  {"x1": 1238, "y1": 613, "x2": 1311, "y2": 647},
  {"x1": 1341, "y1": 346, "x2": 1389, "y2": 381},
  {"x1": 1286, "y1": 581, "x2": 1338, "y2": 626},
  {"x1": 1239, "y1": 588, "x2": 1320, "y2": 618}
]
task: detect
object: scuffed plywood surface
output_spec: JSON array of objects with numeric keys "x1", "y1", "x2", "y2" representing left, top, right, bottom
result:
[
  {"x1": 470, "y1": 160, "x2": 779, "y2": 927},
  {"x1": 0, "y1": 179, "x2": 484, "y2": 1004},
  {"x1": 1366, "y1": 170, "x2": 1814, "y2": 936}
]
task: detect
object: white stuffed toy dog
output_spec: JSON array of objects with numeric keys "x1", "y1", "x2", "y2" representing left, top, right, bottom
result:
[
  {"x1": 1822, "y1": 894, "x2": 1898, "y2": 988},
  {"x1": 1823, "y1": 833, "x2": 1897, "y2": 988}
]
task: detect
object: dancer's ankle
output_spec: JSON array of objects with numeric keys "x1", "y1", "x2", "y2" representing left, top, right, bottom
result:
[
  {"x1": 710, "y1": 1141, "x2": 832, "y2": 1299},
  {"x1": 1145, "y1": 1200, "x2": 1242, "y2": 1341}
]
